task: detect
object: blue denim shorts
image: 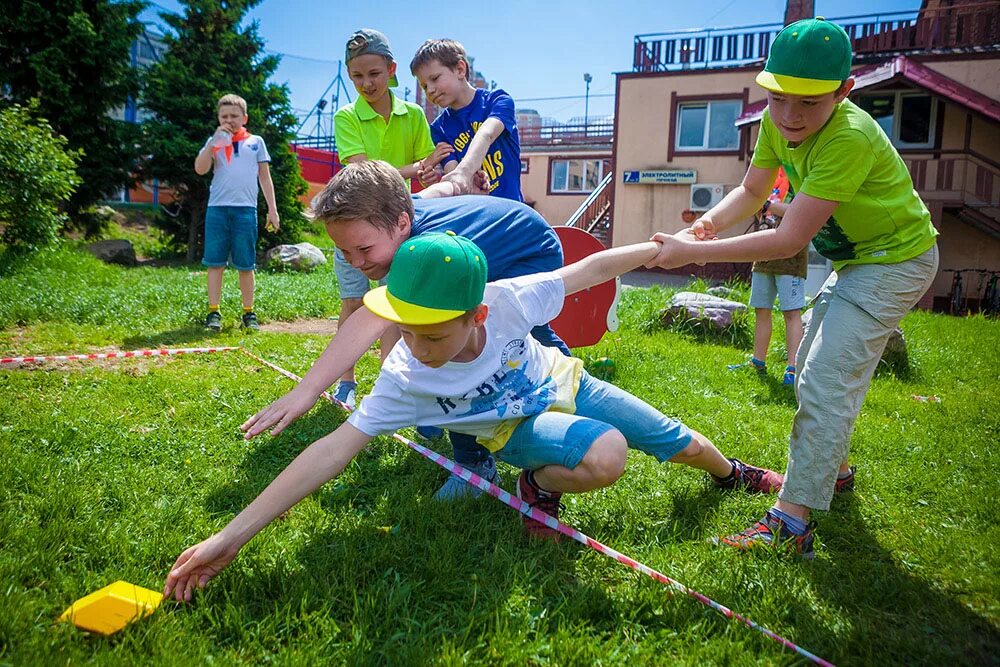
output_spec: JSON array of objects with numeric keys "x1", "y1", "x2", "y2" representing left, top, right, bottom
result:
[
  {"x1": 203, "y1": 206, "x2": 258, "y2": 271},
  {"x1": 749, "y1": 272, "x2": 805, "y2": 311},
  {"x1": 494, "y1": 372, "x2": 693, "y2": 471},
  {"x1": 334, "y1": 248, "x2": 373, "y2": 299}
]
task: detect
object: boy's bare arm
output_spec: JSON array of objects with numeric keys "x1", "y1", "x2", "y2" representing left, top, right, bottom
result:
[
  {"x1": 194, "y1": 140, "x2": 215, "y2": 175},
  {"x1": 558, "y1": 241, "x2": 661, "y2": 296},
  {"x1": 257, "y1": 163, "x2": 280, "y2": 231},
  {"x1": 163, "y1": 422, "x2": 371, "y2": 601},
  {"x1": 241, "y1": 307, "x2": 393, "y2": 439},
  {"x1": 688, "y1": 165, "x2": 777, "y2": 239},
  {"x1": 442, "y1": 117, "x2": 505, "y2": 193}
]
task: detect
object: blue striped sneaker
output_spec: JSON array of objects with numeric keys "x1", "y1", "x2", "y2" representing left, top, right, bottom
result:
[{"x1": 713, "y1": 510, "x2": 816, "y2": 559}]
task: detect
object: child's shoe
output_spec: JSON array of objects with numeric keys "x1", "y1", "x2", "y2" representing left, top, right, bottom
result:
[
  {"x1": 332, "y1": 381, "x2": 357, "y2": 410},
  {"x1": 204, "y1": 311, "x2": 222, "y2": 332},
  {"x1": 782, "y1": 365, "x2": 796, "y2": 385},
  {"x1": 834, "y1": 466, "x2": 856, "y2": 493},
  {"x1": 433, "y1": 455, "x2": 499, "y2": 501},
  {"x1": 712, "y1": 510, "x2": 816, "y2": 559},
  {"x1": 241, "y1": 311, "x2": 260, "y2": 331},
  {"x1": 416, "y1": 425, "x2": 444, "y2": 441},
  {"x1": 727, "y1": 356, "x2": 767, "y2": 373},
  {"x1": 711, "y1": 458, "x2": 783, "y2": 494},
  {"x1": 515, "y1": 471, "x2": 564, "y2": 541}
]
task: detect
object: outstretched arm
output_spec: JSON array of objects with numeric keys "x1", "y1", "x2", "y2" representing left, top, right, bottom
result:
[
  {"x1": 557, "y1": 241, "x2": 661, "y2": 296},
  {"x1": 163, "y1": 423, "x2": 371, "y2": 601},
  {"x1": 441, "y1": 117, "x2": 505, "y2": 194},
  {"x1": 241, "y1": 307, "x2": 393, "y2": 439}
]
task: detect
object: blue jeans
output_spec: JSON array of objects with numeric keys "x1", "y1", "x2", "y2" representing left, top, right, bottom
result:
[
  {"x1": 450, "y1": 325, "x2": 571, "y2": 465},
  {"x1": 494, "y1": 372, "x2": 693, "y2": 470},
  {"x1": 203, "y1": 206, "x2": 257, "y2": 271}
]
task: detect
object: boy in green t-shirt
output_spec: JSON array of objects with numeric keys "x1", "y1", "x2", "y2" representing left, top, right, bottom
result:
[
  {"x1": 647, "y1": 18, "x2": 939, "y2": 558},
  {"x1": 331, "y1": 29, "x2": 452, "y2": 409}
]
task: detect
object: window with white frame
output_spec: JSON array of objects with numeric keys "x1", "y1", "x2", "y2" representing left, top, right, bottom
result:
[
  {"x1": 857, "y1": 92, "x2": 937, "y2": 149},
  {"x1": 550, "y1": 158, "x2": 609, "y2": 193},
  {"x1": 675, "y1": 100, "x2": 742, "y2": 151}
]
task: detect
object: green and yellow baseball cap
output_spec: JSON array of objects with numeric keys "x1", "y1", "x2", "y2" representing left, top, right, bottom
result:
[
  {"x1": 756, "y1": 18, "x2": 852, "y2": 96},
  {"x1": 345, "y1": 28, "x2": 399, "y2": 88},
  {"x1": 363, "y1": 231, "x2": 488, "y2": 325}
]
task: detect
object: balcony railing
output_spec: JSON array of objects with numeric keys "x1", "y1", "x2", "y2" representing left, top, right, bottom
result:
[
  {"x1": 905, "y1": 150, "x2": 1000, "y2": 213},
  {"x1": 633, "y1": 3, "x2": 1000, "y2": 73},
  {"x1": 520, "y1": 121, "x2": 614, "y2": 147}
]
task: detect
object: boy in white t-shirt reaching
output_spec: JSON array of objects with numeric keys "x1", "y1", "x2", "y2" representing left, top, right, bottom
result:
[{"x1": 164, "y1": 233, "x2": 781, "y2": 600}]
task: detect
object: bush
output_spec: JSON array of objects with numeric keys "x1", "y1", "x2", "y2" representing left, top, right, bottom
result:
[{"x1": 0, "y1": 104, "x2": 80, "y2": 250}]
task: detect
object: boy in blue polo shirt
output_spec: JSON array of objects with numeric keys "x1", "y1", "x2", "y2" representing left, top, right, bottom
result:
[
  {"x1": 647, "y1": 19, "x2": 939, "y2": 558},
  {"x1": 410, "y1": 39, "x2": 522, "y2": 201},
  {"x1": 194, "y1": 94, "x2": 279, "y2": 331}
]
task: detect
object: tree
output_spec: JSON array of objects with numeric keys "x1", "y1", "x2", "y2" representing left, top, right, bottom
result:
[
  {"x1": 0, "y1": 0, "x2": 144, "y2": 234},
  {"x1": 0, "y1": 104, "x2": 81, "y2": 250},
  {"x1": 140, "y1": 0, "x2": 307, "y2": 262}
]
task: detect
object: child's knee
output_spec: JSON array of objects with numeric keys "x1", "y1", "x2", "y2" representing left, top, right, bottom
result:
[
  {"x1": 583, "y1": 429, "x2": 627, "y2": 486},
  {"x1": 673, "y1": 430, "x2": 709, "y2": 461}
]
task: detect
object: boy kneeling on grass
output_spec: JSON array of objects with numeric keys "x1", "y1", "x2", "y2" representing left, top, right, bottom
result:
[{"x1": 164, "y1": 233, "x2": 782, "y2": 601}]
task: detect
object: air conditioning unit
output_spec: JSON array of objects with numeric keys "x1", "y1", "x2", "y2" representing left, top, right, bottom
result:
[{"x1": 689, "y1": 184, "x2": 725, "y2": 211}]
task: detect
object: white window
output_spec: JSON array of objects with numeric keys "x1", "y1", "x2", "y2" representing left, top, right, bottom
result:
[
  {"x1": 550, "y1": 158, "x2": 608, "y2": 193},
  {"x1": 857, "y1": 92, "x2": 937, "y2": 149},
  {"x1": 676, "y1": 100, "x2": 741, "y2": 151}
]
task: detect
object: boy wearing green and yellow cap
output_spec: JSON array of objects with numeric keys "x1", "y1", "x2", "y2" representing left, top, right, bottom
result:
[
  {"x1": 647, "y1": 18, "x2": 939, "y2": 557},
  {"x1": 164, "y1": 233, "x2": 785, "y2": 600}
]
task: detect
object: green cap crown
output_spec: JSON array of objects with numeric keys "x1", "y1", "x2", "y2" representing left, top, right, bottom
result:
[
  {"x1": 756, "y1": 18, "x2": 852, "y2": 95},
  {"x1": 363, "y1": 232, "x2": 488, "y2": 325},
  {"x1": 345, "y1": 28, "x2": 398, "y2": 88}
]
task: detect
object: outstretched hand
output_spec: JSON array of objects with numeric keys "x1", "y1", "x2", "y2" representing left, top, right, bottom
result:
[
  {"x1": 644, "y1": 231, "x2": 704, "y2": 270},
  {"x1": 240, "y1": 387, "x2": 319, "y2": 440},
  {"x1": 163, "y1": 532, "x2": 240, "y2": 602}
]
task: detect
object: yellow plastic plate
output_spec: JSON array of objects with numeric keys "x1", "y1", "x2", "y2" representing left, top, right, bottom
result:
[{"x1": 58, "y1": 580, "x2": 163, "y2": 635}]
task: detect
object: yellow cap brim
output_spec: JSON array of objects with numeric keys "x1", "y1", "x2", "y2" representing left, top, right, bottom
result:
[
  {"x1": 756, "y1": 70, "x2": 841, "y2": 96},
  {"x1": 363, "y1": 286, "x2": 464, "y2": 325}
]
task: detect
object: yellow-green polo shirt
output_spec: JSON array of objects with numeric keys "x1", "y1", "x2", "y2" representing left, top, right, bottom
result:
[{"x1": 334, "y1": 93, "x2": 435, "y2": 180}]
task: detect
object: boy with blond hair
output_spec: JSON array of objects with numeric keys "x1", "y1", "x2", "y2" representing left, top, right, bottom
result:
[
  {"x1": 331, "y1": 28, "x2": 452, "y2": 409},
  {"x1": 194, "y1": 94, "x2": 279, "y2": 332},
  {"x1": 410, "y1": 39, "x2": 522, "y2": 201},
  {"x1": 165, "y1": 232, "x2": 783, "y2": 601}
]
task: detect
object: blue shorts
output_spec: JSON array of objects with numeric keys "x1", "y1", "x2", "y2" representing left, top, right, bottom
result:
[
  {"x1": 749, "y1": 272, "x2": 806, "y2": 311},
  {"x1": 494, "y1": 372, "x2": 693, "y2": 471},
  {"x1": 203, "y1": 206, "x2": 258, "y2": 271}
]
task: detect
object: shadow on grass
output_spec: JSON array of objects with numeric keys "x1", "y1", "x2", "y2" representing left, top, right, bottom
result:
[
  {"x1": 122, "y1": 324, "x2": 220, "y2": 349},
  {"x1": 810, "y1": 496, "x2": 999, "y2": 664}
]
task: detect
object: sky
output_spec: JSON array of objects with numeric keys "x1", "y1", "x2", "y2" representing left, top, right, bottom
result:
[{"x1": 141, "y1": 0, "x2": 923, "y2": 127}]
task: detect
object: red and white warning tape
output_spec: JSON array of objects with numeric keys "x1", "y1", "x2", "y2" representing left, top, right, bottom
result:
[
  {"x1": 0, "y1": 346, "x2": 239, "y2": 365},
  {"x1": 240, "y1": 348, "x2": 834, "y2": 666}
]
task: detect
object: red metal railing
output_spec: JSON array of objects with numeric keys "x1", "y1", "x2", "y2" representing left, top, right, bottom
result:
[{"x1": 633, "y1": 4, "x2": 1000, "y2": 73}]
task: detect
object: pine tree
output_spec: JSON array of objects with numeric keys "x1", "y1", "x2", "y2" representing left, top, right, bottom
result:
[
  {"x1": 0, "y1": 0, "x2": 145, "y2": 234},
  {"x1": 140, "y1": 0, "x2": 306, "y2": 261}
]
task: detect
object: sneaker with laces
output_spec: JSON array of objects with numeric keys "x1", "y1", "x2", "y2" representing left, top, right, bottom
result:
[
  {"x1": 241, "y1": 311, "x2": 260, "y2": 331},
  {"x1": 515, "y1": 471, "x2": 565, "y2": 541},
  {"x1": 204, "y1": 311, "x2": 222, "y2": 332},
  {"x1": 835, "y1": 466, "x2": 856, "y2": 493},
  {"x1": 416, "y1": 425, "x2": 444, "y2": 441},
  {"x1": 782, "y1": 365, "x2": 796, "y2": 385},
  {"x1": 712, "y1": 510, "x2": 816, "y2": 559},
  {"x1": 728, "y1": 357, "x2": 767, "y2": 373},
  {"x1": 712, "y1": 458, "x2": 783, "y2": 493},
  {"x1": 332, "y1": 381, "x2": 357, "y2": 410},
  {"x1": 433, "y1": 455, "x2": 500, "y2": 501}
]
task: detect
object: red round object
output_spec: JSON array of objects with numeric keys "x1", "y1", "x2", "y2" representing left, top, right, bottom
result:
[{"x1": 550, "y1": 227, "x2": 619, "y2": 349}]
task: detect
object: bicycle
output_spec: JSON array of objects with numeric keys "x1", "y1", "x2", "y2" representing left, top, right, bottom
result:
[
  {"x1": 981, "y1": 270, "x2": 1000, "y2": 317},
  {"x1": 944, "y1": 269, "x2": 972, "y2": 316}
]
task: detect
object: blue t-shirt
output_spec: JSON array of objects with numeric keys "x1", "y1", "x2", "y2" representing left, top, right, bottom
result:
[
  {"x1": 411, "y1": 196, "x2": 560, "y2": 279},
  {"x1": 431, "y1": 88, "x2": 522, "y2": 202}
]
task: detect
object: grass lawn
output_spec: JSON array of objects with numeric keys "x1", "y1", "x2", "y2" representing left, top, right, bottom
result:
[{"x1": 1, "y1": 243, "x2": 998, "y2": 665}]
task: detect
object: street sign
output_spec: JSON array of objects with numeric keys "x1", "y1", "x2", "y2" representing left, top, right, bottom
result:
[{"x1": 623, "y1": 169, "x2": 697, "y2": 184}]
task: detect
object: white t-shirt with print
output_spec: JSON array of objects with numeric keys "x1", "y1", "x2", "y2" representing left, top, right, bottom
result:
[
  {"x1": 207, "y1": 134, "x2": 271, "y2": 208},
  {"x1": 348, "y1": 272, "x2": 583, "y2": 451}
]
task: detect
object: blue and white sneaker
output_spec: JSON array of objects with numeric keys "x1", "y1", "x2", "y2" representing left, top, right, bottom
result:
[
  {"x1": 433, "y1": 455, "x2": 500, "y2": 501},
  {"x1": 332, "y1": 380, "x2": 357, "y2": 410}
]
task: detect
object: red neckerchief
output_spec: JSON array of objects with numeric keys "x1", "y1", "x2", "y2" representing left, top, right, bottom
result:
[{"x1": 213, "y1": 127, "x2": 251, "y2": 164}]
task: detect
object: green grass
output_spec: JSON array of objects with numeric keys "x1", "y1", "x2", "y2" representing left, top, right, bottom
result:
[{"x1": 1, "y1": 246, "x2": 998, "y2": 665}]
